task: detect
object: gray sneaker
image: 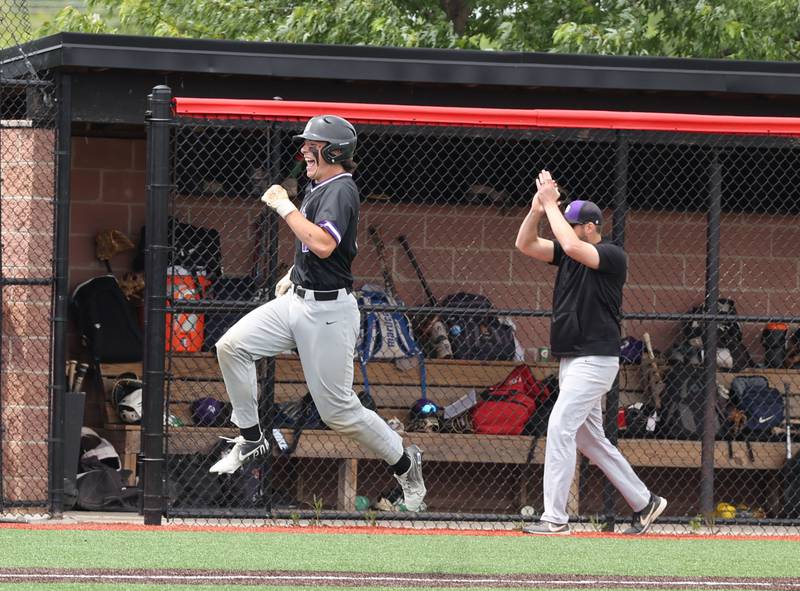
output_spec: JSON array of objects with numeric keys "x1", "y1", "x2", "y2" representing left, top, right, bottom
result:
[
  {"x1": 523, "y1": 521, "x2": 570, "y2": 535},
  {"x1": 209, "y1": 434, "x2": 269, "y2": 474},
  {"x1": 624, "y1": 494, "x2": 667, "y2": 535},
  {"x1": 394, "y1": 445, "x2": 426, "y2": 512}
]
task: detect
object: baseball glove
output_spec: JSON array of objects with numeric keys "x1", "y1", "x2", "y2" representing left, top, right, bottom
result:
[{"x1": 95, "y1": 229, "x2": 134, "y2": 262}]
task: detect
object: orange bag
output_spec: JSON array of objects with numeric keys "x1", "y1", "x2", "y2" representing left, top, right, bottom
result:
[{"x1": 166, "y1": 270, "x2": 210, "y2": 352}]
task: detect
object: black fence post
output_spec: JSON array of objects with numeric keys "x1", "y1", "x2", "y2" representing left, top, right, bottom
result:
[
  {"x1": 49, "y1": 72, "x2": 72, "y2": 516},
  {"x1": 601, "y1": 130, "x2": 630, "y2": 529},
  {"x1": 700, "y1": 149, "x2": 722, "y2": 517},
  {"x1": 260, "y1": 123, "x2": 283, "y2": 514},
  {"x1": 142, "y1": 85, "x2": 172, "y2": 525}
]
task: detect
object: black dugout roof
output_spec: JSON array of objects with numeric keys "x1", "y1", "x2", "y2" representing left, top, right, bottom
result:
[{"x1": 3, "y1": 32, "x2": 800, "y2": 127}]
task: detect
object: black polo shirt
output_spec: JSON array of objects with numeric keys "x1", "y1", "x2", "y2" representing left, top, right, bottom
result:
[
  {"x1": 290, "y1": 172, "x2": 359, "y2": 291},
  {"x1": 549, "y1": 239, "x2": 627, "y2": 357}
]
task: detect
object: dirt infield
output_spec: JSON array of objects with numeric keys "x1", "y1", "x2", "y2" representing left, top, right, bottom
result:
[{"x1": 2, "y1": 568, "x2": 799, "y2": 589}]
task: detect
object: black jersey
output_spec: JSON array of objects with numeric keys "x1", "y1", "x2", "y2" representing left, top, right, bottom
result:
[
  {"x1": 290, "y1": 172, "x2": 359, "y2": 291},
  {"x1": 549, "y1": 239, "x2": 627, "y2": 357}
]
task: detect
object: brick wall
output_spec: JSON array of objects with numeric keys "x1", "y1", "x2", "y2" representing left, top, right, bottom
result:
[
  {"x1": 69, "y1": 137, "x2": 799, "y2": 371},
  {"x1": 0, "y1": 127, "x2": 54, "y2": 506}
]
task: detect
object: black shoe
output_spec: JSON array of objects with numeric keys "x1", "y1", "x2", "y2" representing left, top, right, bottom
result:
[{"x1": 624, "y1": 494, "x2": 667, "y2": 535}]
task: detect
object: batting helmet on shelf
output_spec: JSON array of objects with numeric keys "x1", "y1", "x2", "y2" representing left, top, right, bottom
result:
[
  {"x1": 111, "y1": 377, "x2": 143, "y2": 424},
  {"x1": 190, "y1": 397, "x2": 226, "y2": 427},
  {"x1": 293, "y1": 115, "x2": 357, "y2": 164},
  {"x1": 118, "y1": 388, "x2": 143, "y2": 424}
]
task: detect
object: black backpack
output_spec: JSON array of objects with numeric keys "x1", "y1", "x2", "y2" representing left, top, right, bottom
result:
[
  {"x1": 662, "y1": 366, "x2": 728, "y2": 440},
  {"x1": 133, "y1": 217, "x2": 222, "y2": 280},
  {"x1": 679, "y1": 298, "x2": 752, "y2": 370},
  {"x1": 439, "y1": 292, "x2": 516, "y2": 361},
  {"x1": 71, "y1": 275, "x2": 143, "y2": 363}
]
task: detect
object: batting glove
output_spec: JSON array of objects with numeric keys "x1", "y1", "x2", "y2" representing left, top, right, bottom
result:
[
  {"x1": 261, "y1": 184, "x2": 297, "y2": 219},
  {"x1": 275, "y1": 266, "x2": 293, "y2": 297}
]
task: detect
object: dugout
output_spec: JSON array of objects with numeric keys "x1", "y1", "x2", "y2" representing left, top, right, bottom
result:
[{"x1": 2, "y1": 33, "x2": 800, "y2": 526}]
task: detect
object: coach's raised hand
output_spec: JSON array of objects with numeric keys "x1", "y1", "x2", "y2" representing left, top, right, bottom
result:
[
  {"x1": 535, "y1": 170, "x2": 560, "y2": 208},
  {"x1": 261, "y1": 183, "x2": 298, "y2": 219}
]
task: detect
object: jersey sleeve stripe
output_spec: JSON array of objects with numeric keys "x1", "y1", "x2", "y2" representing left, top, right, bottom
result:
[{"x1": 318, "y1": 220, "x2": 342, "y2": 244}]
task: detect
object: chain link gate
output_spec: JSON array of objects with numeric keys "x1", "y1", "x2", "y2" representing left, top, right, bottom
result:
[
  {"x1": 1, "y1": 0, "x2": 60, "y2": 519},
  {"x1": 144, "y1": 87, "x2": 800, "y2": 532}
]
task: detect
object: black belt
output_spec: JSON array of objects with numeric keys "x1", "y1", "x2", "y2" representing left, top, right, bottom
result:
[{"x1": 294, "y1": 285, "x2": 351, "y2": 301}]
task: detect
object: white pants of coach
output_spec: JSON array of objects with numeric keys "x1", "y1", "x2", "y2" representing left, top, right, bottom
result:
[
  {"x1": 215, "y1": 286, "x2": 404, "y2": 465},
  {"x1": 542, "y1": 355, "x2": 650, "y2": 525}
]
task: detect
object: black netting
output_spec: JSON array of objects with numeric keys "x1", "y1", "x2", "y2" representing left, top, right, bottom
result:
[{"x1": 139, "y1": 98, "x2": 800, "y2": 533}]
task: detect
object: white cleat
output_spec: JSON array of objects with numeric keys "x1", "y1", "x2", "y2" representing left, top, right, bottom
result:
[
  {"x1": 209, "y1": 434, "x2": 269, "y2": 474},
  {"x1": 394, "y1": 444, "x2": 426, "y2": 512}
]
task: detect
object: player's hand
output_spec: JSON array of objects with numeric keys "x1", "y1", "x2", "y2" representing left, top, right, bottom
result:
[
  {"x1": 531, "y1": 194, "x2": 545, "y2": 215},
  {"x1": 275, "y1": 266, "x2": 293, "y2": 297},
  {"x1": 535, "y1": 170, "x2": 560, "y2": 208},
  {"x1": 261, "y1": 184, "x2": 298, "y2": 219}
]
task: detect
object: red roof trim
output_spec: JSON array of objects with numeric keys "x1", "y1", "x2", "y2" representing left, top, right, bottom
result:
[{"x1": 173, "y1": 97, "x2": 800, "y2": 135}]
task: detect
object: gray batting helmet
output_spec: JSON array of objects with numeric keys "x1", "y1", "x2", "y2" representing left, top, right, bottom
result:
[{"x1": 294, "y1": 115, "x2": 357, "y2": 164}]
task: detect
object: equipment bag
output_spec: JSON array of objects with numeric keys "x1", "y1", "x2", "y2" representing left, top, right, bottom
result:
[
  {"x1": 356, "y1": 285, "x2": 426, "y2": 399},
  {"x1": 471, "y1": 364, "x2": 550, "y2": 435},
  {"x1": 272, "y1": 390, "x2": 377, "y2": 455},
  {"x1": 133, "y1": 217, "x2": 222, "y2": 280},
  {"x1": 71, "y1": 275, "x2": 143, "y2": 363},
  {"x1": 662, "y1": 365, "x2": 729, "y2": 440},
  {"x1": 439, "y1": 292, "x2": 516, "y2": 361},
  {"x1": 729, "y1": 375, "x2": 784, "y2": 439}
]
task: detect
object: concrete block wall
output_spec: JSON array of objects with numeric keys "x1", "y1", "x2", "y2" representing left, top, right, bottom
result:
[{"x1": 0, "y1": 127, "x2": 54, "y2": 506}]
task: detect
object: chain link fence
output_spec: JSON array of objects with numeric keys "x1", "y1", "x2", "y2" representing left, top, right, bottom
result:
[
  {"x1": 0, "y1": 0, "x2": 58, "y2": 519},
  {"x1": 134, "y1": 89, "x2": 800, "y2": 532}
]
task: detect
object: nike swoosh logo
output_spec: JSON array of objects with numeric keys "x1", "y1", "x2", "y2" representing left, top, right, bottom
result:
[
  {"x1": 758, "y1": 416, "x2": 775, "y2": 424},
  {"x1": 326, "y1": 321, "x2": 337, "y2": 325},
  {"x1": 238, "y1": 445, "x2": 267, "y2": 462}
]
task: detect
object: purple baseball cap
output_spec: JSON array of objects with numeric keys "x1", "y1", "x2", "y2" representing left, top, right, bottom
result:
[{"x1": 564, "y1": 200, "x2": 603, "y2": 225}]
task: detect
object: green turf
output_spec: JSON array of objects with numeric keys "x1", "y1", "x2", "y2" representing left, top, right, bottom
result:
[{"x1": 0, "y1": 528, "x2": 798, "y2": 579}]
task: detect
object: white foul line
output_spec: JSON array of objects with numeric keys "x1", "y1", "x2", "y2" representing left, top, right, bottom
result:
[{"x1": 0, "y1": 573, "x2": 799, "y2": 588}]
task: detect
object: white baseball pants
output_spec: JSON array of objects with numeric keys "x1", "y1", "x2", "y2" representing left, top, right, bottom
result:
[
  {"x1": 215, "y1": 286, "x2": 404, "y2": 464},
  {"x1": 541, "y1": 355, "x2": 651, "y2": 524}
]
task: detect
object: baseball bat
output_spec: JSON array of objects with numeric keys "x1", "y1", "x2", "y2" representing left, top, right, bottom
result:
[
  {"x1": 368, "y1": 226, "x2": 396, "y2": 297},
  {"x1": 66, "y1": 360, "x2": 77, "y2": 392},
  {"x1": 785, "y1": 382, "x2": 793, "y2": 462},
  {"x1": 72, "y1": 362, "x2": 89, "y2": 393},
  {"x1": 397, "y1": 235, "x2": 452, "y2": 359},
  {"x1": 783, "y1": 382, "x2": 793, "y2": 517},
  {"x1": 397, "y1": 235, "x2": 436, "y2": 306},
  {"x1": 642, "y1": 332, "x2": 663, "y2": 411}
]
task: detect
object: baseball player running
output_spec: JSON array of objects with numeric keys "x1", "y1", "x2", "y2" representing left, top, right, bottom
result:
[
  {"x1": 515, "y1": 170, "x2": 666, "y2": 535},
  {"x1": 209, "y1": 115, "x2": 426, "y2": 512}
]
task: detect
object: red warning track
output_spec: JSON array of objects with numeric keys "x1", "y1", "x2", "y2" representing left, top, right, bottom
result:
[
  {"x1": 3, "y1": 521, "x2": 800, "y2": 542},
  {"x1": 1, "y1": 568, "x2": 799, "y2": 589}
]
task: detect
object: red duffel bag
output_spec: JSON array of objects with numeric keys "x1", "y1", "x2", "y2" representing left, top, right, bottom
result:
[{"x1": 471, "y1": 364, "x2": 550, "y2": 435}]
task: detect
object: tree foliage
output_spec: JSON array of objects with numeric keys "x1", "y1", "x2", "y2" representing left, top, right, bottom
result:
[{"x1": 37, "y1": 0, "x2": 800, "y2": 61}]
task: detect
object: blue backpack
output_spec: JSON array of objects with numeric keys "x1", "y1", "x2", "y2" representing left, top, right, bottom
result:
[
  {"x1": 355, "y1": 285, "x2": 426, "y2": 399},
  {"x1": 729, "y1": 375, "x2": 784, "y2": 439}
]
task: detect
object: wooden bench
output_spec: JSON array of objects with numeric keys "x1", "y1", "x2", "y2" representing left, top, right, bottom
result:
[{"x1": 97, "y1": 354, "x2": 800, "y2": 513}]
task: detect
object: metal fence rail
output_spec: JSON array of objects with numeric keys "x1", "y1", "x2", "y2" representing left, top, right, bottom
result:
[{"x1": 139, "y1": 87, "x2": 800, "y2": 532}]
